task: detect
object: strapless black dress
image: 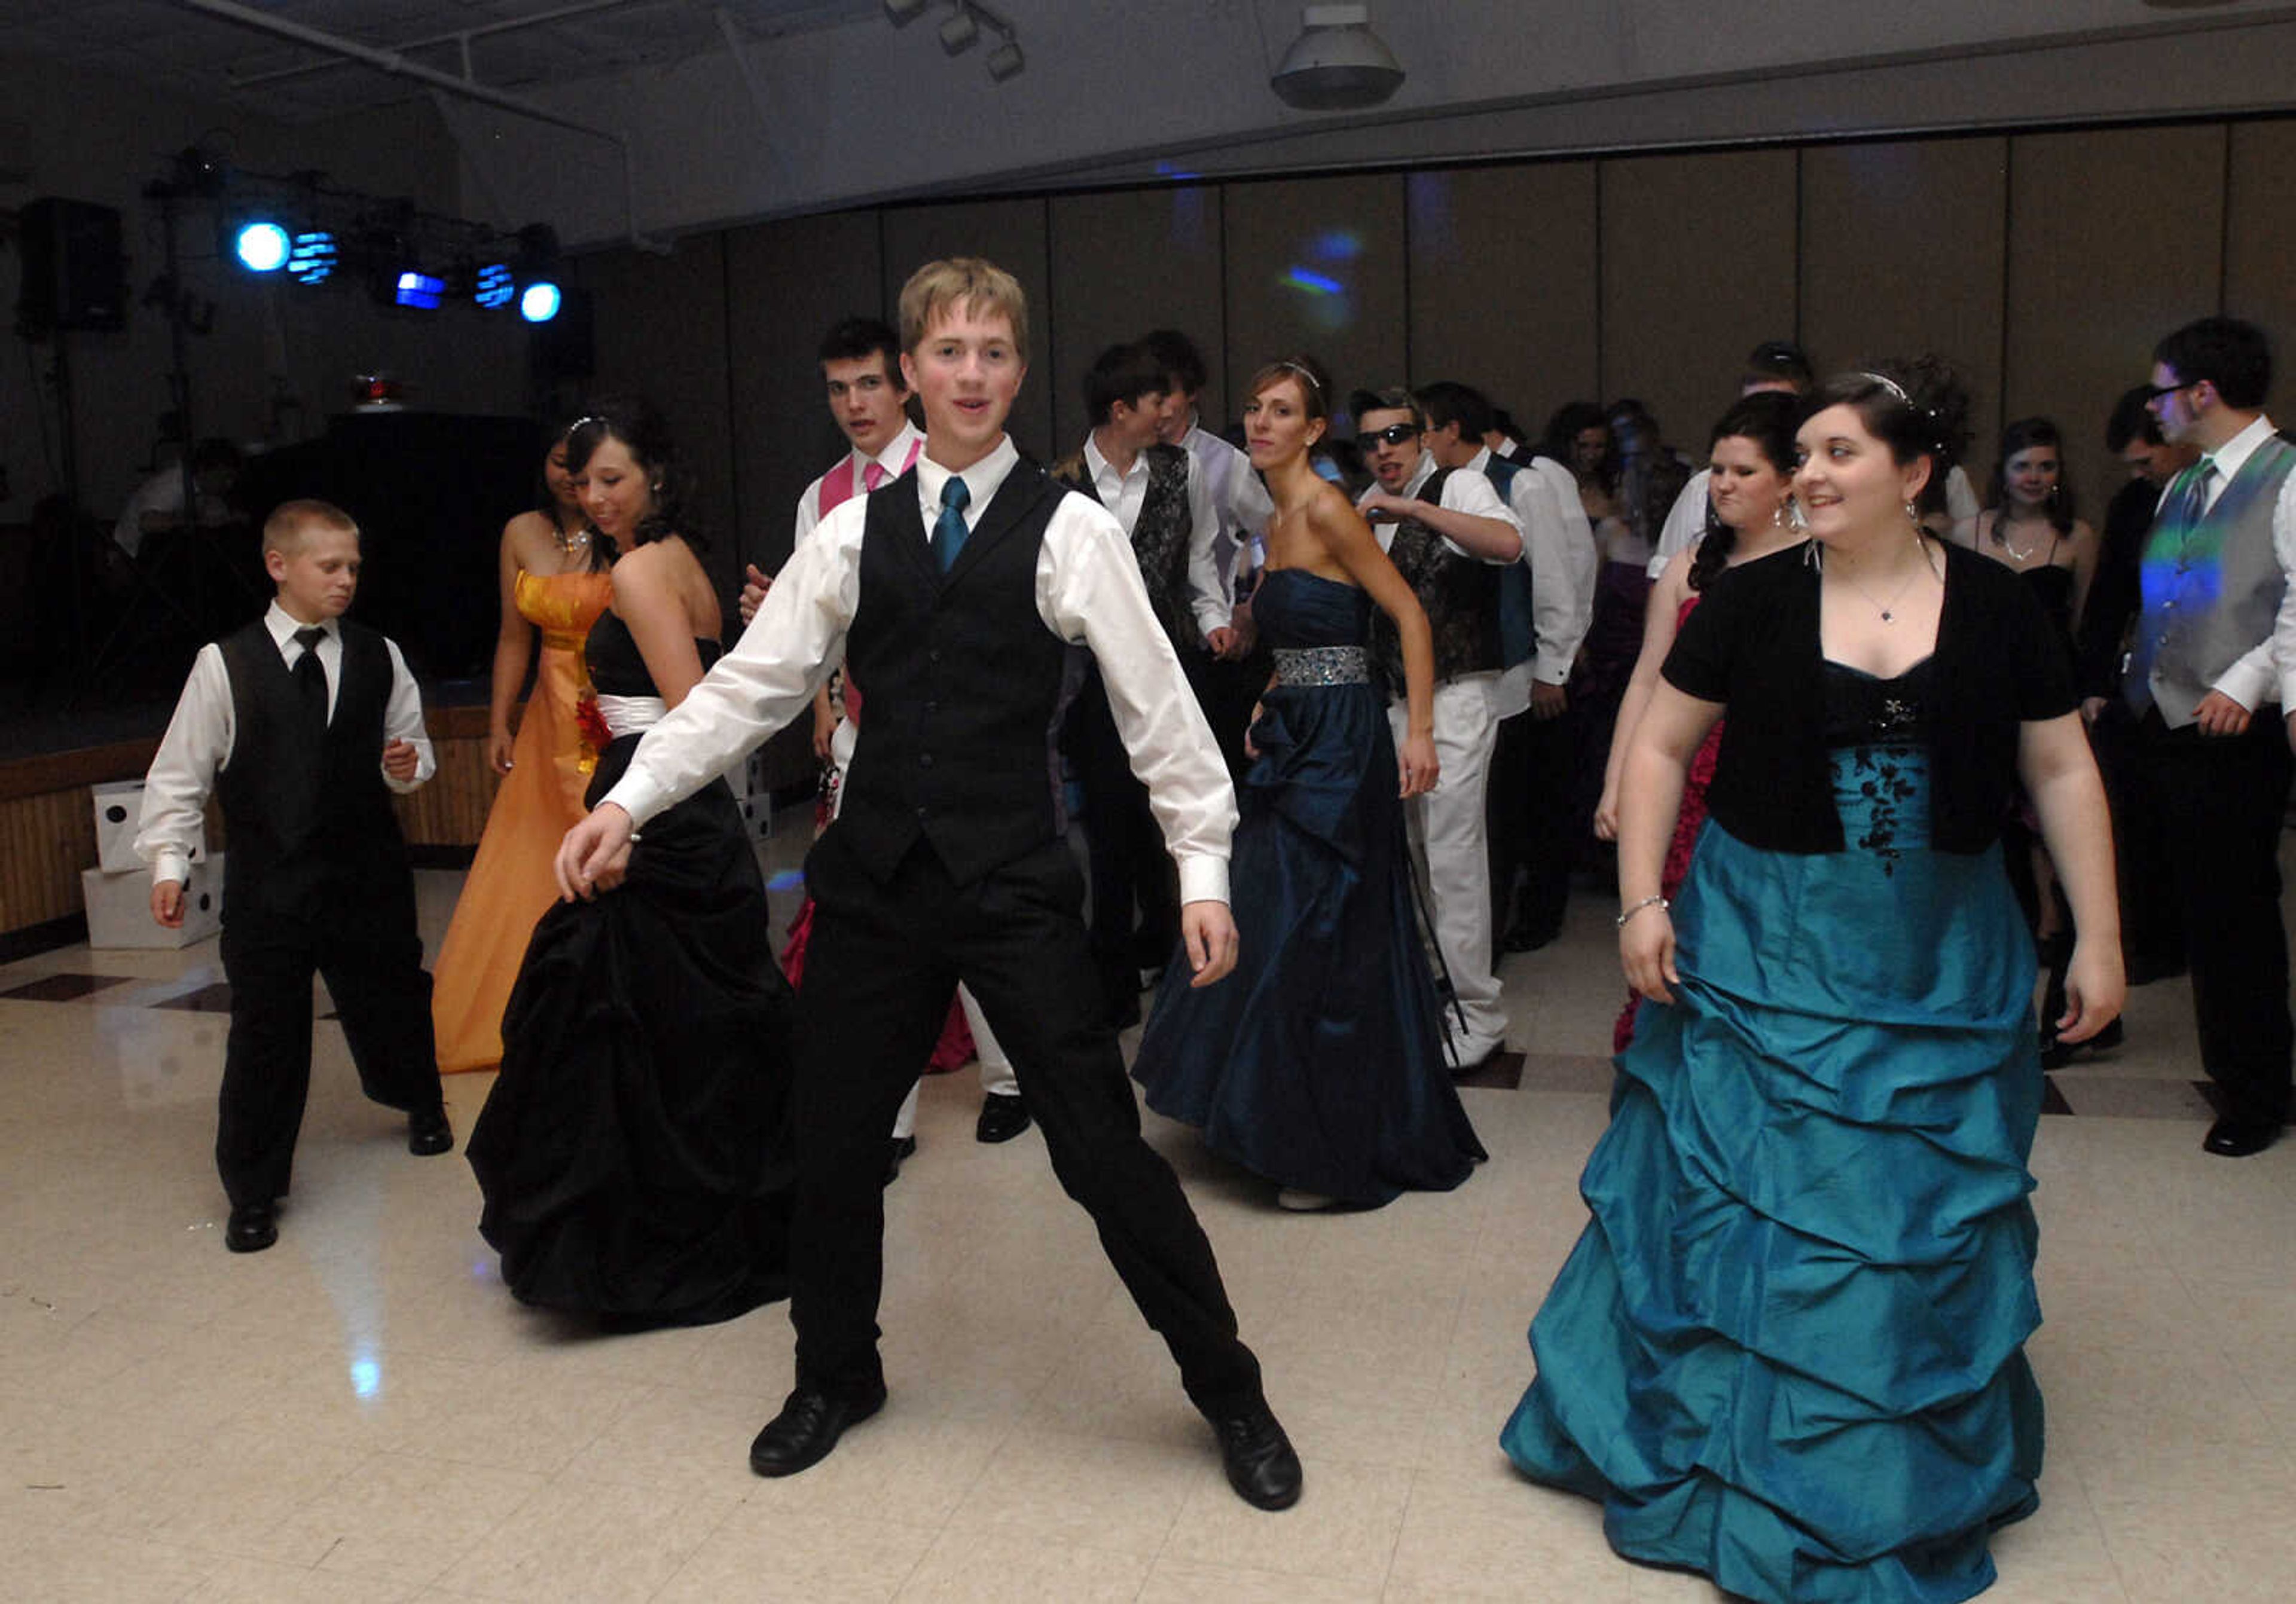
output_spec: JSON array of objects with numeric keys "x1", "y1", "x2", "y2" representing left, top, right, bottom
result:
[{"x1": 467, "y1": 611, "x2": 793, "y2": 1325}]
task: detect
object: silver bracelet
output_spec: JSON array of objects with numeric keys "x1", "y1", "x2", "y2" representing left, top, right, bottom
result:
[{"x1": 1616, "y1": 894, "x2": 1669, "y2": 930}]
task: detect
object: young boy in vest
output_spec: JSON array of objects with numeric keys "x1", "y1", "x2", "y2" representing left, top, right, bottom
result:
[
  {"x1": 138, "y1": 499, "x2": 452, "y2": 1254},
  {"x1": 558, "y1": 259, "x2": 1300, "y2": 1511}
]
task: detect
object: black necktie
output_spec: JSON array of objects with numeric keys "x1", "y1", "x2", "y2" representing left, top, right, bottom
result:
[
  {"x1": 292, "y1": 625, "x2": 329, "y2": 732},
  {"x1": 935, "y1": 474, "x2": 972, "y2": 574}
]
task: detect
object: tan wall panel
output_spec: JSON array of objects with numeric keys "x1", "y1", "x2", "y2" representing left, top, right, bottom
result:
[
  {"x1": 1047, "y1": 187, "x2": 1225, "y2": 452},
  {"x1": 725, "y1": 211, "x2": 888, "y2": 575},
  {"x1": 1599, "y1": 150, "x2": 1798, "y2": 453},
  {"x1": 1800, "y1": 138, "x2": 2008, "y2": 462},
  {"x1": 2225, "y1": 120, "x2": 2296, "y2": 414},
  {"x1": 1222, "y1": 173, "x2": 1409, "y2": 425},
  {"x1": 582, "y1": 236, "x2": 740, "y2": 598},
  {"x1": 1407, "y1": 163, "x2": 1599, "y2": 440},
  {"x1": 2005, "y1": 126, "x2": 2225, "y2": 523},
  {"x1": 880, "y1": 200, "x2": 1055, "y2": 459}
]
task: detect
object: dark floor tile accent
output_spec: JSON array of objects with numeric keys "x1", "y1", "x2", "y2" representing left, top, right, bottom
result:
[
  {"x1": 0, "y1": 913, "x2": 90, "y2": 966},
  {"x1": 0, "y1": 972, "x2": 136, "y2": 1003},
  {"x1": 152, "y1": 982, "x2": 234, "y2": 1013},
  {"x1": 1455, "y1": 1049, "x2": 1526, "y2": 1090},
  {"x1": 2040, "y1": 1075, "x2": 2074, "y2": 1116}
]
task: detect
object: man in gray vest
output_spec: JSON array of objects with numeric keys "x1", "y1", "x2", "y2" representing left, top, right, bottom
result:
[{"x1": 2130, "y1": 317, "x2": 2296, "y2": 1157}]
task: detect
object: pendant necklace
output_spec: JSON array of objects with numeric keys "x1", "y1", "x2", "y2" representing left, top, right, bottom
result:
[{"x1": 1831, "y1": 549, "x2": 1934, "y2": 624}]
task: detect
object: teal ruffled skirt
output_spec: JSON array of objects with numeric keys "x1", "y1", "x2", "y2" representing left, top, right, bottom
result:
[{"x1": 1503, "y1": 747, "x2": 2044, "y2": 1603}]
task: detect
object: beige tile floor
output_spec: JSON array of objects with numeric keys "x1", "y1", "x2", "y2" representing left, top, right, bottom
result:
[{"x1": 2, "y1": 843, "x2": 2292, "y2": 1602}]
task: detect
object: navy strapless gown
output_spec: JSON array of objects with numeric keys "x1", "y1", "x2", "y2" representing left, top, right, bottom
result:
[{"x1": 1130, "y1": 569, "x2": 1484, "y2": 1205}]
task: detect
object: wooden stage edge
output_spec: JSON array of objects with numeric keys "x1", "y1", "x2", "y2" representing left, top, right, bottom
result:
[{"x1": 0, "y1": 704, "x2": 499, "y2": 938}]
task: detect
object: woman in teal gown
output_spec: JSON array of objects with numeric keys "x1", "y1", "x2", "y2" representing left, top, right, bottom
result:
[{"x1": 1503, "y1": 365, "x2": 2124, "y2": 1603}]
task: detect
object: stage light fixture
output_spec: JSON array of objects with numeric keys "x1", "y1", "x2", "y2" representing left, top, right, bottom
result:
[
  {"x1": 884, "y1": 0, "x2": 930, "y2": 21},
  {"x1": 288, "y1": 229, "x2": 337, "y2": 284},
  {"x1": 985, "y1": 37, "x2": 1022, "y2": 80},
  {"x1": 519, "y1": 280, "x2": 563, "y2": 324},
  {"x1": 1270, "y1": 3, "x2": 1405, "y2": 111},
  {"x1": 233, "y1": 219, "x2": 291, "y2": 273},
  {"x1": 939, "y1": 7, "x2": 978, "y2": 52},
  {"x1": 475, "y1": 261, "x2": 517, "y2": 310},
  {"x1": 394, "y1": 270, "x2": 445, "y2": 310}
]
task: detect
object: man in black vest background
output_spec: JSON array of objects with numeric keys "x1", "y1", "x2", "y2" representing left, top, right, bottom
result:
[
  {"x1": 1350, "y1": 387, "x2": 1525, "y2": 1071},
  {"x1": 136, "y1": 499, "x2": 452, "y2": 1254},
  {"x1": 1054, "y1": 340, "x2": 1227, "y2": 1023},
  {"x1": 556, "y1": 259, "x2": 1300, "y2": 1510}
]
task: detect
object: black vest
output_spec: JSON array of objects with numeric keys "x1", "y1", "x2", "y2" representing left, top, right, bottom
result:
[
  {"x1": 214, "y1": 618, "x2": 405, "y2": 922},
  {"x1": 1371, "y1": 470, "x2": 1503, "y2": 690},
  {"x1": 838, "y1": 460, "x2": 1073, "y2": 886},
  {"x1": 1477, "y1": 454, "x2": 1537, "y2": 670},
  {"x1": 1053, "y1": 442, "x2": 1201, "y2": 653}
]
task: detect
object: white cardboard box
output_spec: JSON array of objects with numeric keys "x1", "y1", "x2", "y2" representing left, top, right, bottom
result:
[
  {"x1": 82, "y1": 853, "x2": 224, "y2": 950},
  {"x1": 90, "y1": 780, "x2": 204, "y2": 873}
]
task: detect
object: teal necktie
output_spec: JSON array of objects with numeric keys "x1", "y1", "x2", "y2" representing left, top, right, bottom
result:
[{"x1": 935, "y1": 473, "x2": 971, "y2": 573}]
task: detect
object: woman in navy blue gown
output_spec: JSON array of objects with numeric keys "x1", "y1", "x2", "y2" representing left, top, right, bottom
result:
[
  {"x1": 1503, "y1": 365, "x2": 2123, "y2": 1602},
  {"x1": 1131, "y1": 356, "x2": 1485, "y2": 1211}
]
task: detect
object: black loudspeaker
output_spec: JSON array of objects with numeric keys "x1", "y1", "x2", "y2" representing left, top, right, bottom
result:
[
  {"x1": 17, "y1": 197, "x2": 128, "y2": 333},
  {"x1": 532, "y1": 284, "x2": 595, "y2": 382}
]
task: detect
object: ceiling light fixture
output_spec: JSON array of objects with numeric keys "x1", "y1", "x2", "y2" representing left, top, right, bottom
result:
[
  {"x1": 938, "y1": 8, "x2": 978, "y2": 53},
  {"x1": 1270, "y1": 3, "x2": 1405, "y2": 111},
  {"x1": 883, "y1": 0, "x2": 930, "y2": 22},
  {"x1": 985, "y1": 38, "x2": 1023, "y2": 81}
]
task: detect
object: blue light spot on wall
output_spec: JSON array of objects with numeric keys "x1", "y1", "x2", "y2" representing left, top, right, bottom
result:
[
  {"x1": 1283, "y1": 268, "x2": 1343, "y2": 297},
  {"x1": 767, "y1": 869, "x2": 807, "y2": 893},
  {"x1": 1308, "y1": 229, "x2": 1362, "y2": 262},
  {"x1": 350, "y1": 1357, "x2": 381, "y2": 1399},
  {"x1": 1155, "y1": 160, "x2": 1202, "y2": 182}
]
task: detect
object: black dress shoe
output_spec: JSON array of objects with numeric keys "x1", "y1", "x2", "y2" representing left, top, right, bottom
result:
[
  {"x1": 975, "y1": 1092, "x2": 1031, "y2": 1144},
  {"x1": 1501, "y1": 921, "x2": 1561, "y2": 955},
  {"x1": 225, "y1": 1202, "x2": 277, "y2": 1254},
  {"x1": 885, "y1": 1134, "x2": 917, "y2": 1185},
  {"x1": 748, "y1": 1383, "x2": 886, "y2": 1477},
  {"x1": 2203, "y1": 1114, "x2": 2282, "y2": 1158},
  {"x1": 407, "y1": 1108, "x2": 454, "y2": 1157},
  {"x1": 1209, "y1": 1404, "x2": 1303, "y2": 1510}
]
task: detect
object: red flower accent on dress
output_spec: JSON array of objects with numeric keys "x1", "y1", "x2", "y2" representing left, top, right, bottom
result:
[{"x1": 573, "y1": 691, "x2": 612, "y2": 755}]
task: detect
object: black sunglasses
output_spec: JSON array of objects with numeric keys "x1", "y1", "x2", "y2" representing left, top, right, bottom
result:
[
  {"x1": 1355, "y1": 423, "x2": 1419, "y2": 448},
  {"x1": 2140, "y1": 380, "x2": 2200, "y2": 404}
]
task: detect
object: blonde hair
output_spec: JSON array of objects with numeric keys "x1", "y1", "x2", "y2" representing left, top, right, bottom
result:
[
  {"x1": 262, "y1": 498, "x2": 359, "y2": 556},
  {"x1": 897, "y1": 257, "x2": 1030, "y2": 365}
]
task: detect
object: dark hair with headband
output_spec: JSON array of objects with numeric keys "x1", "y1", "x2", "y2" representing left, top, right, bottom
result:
[
  {"x1": 1689, "y1": 390, "x2": 1801, "y2": 594},
  {"x1": 1247, "y1": 355, "x2": 1333, "y2": 426},
  {"x1": 1799, "y1": 357, "x2": 1971, "y2": 518},
  {"x1": 563, "y1": 397, "x2": 705, "y2": 567}
]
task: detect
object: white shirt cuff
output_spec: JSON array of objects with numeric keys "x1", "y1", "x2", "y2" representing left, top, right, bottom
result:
[
  {"x1": 600, "y1": 770, "x2": 670, "y2": 830},
  {"x1": 151, "y1": 851, "x2": 193, "y2": 887},
  {"x1": 1176, "y1": 854, "x2": 1229, "y2": 907}
]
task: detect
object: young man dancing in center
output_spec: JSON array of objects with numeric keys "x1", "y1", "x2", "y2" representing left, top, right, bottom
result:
[{"x1": 555, "y1": 258, "x2": 1300, "y2": 1510}]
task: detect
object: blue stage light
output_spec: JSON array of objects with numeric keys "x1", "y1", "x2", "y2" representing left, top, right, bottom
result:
[
  {"x1": 393, "y1": 270, "x2": 445, "y2": 310},
  {"x1": 288, "y1": 230, "x2": 337, "y2": 285},
  {"x1": 233, "y1": 220, "x2": 291, "y2": 273},
  {"x1": 518, "y1": 280, "x2": 562, "y2": 324},
  {"x1": 475, "y1": 262, "x2": 516, "y2": 310}
]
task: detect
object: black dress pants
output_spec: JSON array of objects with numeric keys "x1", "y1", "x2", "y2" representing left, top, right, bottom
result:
[
  {"x1": 216, "y1": 893, "x2": 442, "y2": 1208},
  {"x1": 2135, "y1": 707, "x2": 2293, "y2": 1125},
  {"x1": 787, "y1": 830, "x2": 1263, "y2": 1416},
  {"x1": 1069, "y1": 665, "x2": 1180, "y2": 1000},
  {"x1": 2088, "y1": 699, "x2": 2184, "y2": 977},
  {"x1": 1503, "y1": 707, "x2": 1576, "y2": 943}
]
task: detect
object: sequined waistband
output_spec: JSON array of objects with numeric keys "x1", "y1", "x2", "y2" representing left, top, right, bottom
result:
[{"x1": 1272, "y1": 644, "x2": 1371, "y2": 686}]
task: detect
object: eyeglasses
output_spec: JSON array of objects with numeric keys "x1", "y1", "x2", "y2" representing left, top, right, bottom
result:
[
  {"x1": 1354, "y1": 423, "x2": 1419, "y2": 448},
  {"x1": 2141, "y1": 380, "x2": 2200, "y2": 405}
]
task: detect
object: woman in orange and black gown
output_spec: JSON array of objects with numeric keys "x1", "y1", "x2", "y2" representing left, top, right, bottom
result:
[{"x1": 430, "y1": 421, "x2": 613, "y2": 1073}]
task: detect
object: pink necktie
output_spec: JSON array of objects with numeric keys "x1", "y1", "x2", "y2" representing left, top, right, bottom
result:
[{"x1": 863, "y1": 462, "x2": 887, "y2": 492}]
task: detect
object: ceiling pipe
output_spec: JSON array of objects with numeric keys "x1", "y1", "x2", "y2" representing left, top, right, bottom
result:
[
  {"x1": 175, "y1": 0, "x2": 665, "y2": 252},
  {"x1": 229, "y1": 0, "x2": 647, "y2": 89}
]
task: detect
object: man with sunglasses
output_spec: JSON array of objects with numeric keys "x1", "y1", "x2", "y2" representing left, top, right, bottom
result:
[
  {"x1": 2126, "y1": 317, "x2": 2296, "y2": 1157},
  {"x1": 1349, "y1": 387, "x2": 1524, "y2": 1073}
]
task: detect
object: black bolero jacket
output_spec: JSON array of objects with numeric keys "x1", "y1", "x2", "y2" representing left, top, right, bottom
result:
[{"x1": 1660, "y1": 540, "x2": 2078, "y2": 855}]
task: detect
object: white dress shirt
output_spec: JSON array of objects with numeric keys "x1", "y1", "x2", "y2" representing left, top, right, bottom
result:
[
  {"x1": 2175, "y1": 413, "x2": 2296, "y2": 711},
  {"x1": 1081, "y1": 431, "x2": 1228, "y2": 638},
  {"x1": 1358, "y1": 453, "x2": 1521, "y2": 558},
  {"x1": 605, "y1": 434, "x2": 1239, "y2": 905},
  {"x1": 136, "y1": 603, "x2": 435, "y2": 886},
  {"x1": 1181, "y1": 415, "x2": 1275, "y2": 588},
  {"x1": 793, "y1": 418, "x2": 926, "y2": 548}
]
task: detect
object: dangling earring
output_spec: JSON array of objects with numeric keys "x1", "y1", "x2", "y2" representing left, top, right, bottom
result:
[
  {"x1": 1771, "y1": 500, "x2": 1788, "y2": 531},
  {"x1": 1904, "y1": 499, "x2": 1923, "y2": 542},
  {"x1": 1803, "y1": 537, "x2": 1822, "y2": 570}
]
